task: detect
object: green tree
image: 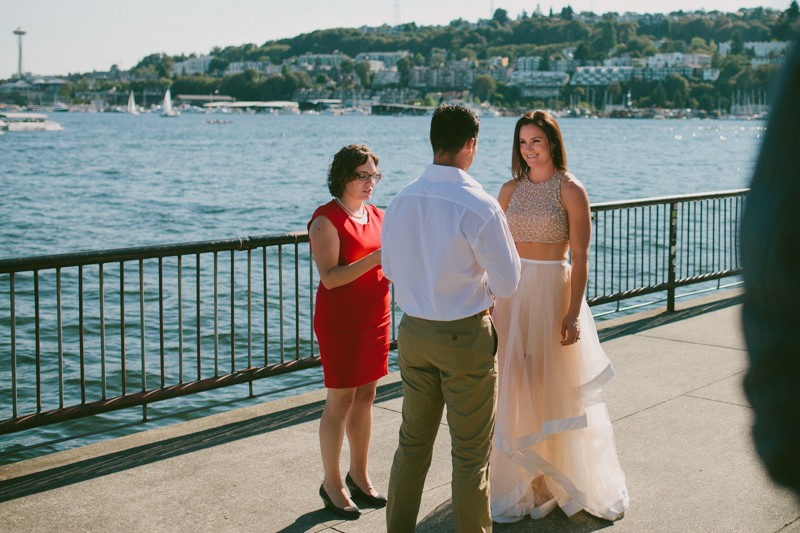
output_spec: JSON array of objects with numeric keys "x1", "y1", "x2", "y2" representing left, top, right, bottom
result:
[
  {"x1": 396, "y1": 56, "x2": 412, "y2": 87},
  {"x1": 595, "y1": 21, "x2": 618, "y2": 52},
  {"x1": 664, "y1": 73, "x2": 690, "y2": 108},
  {"x1": 208, "y1": 58, "x2": 229, "y2": 76},
  {"x1": 355, "y1": 61, "x2": 372, "y2": 87},
  {"x1": 131, "y1": 53, "x2": 174, "y2": 79},
  {"x1": 493, "y1": 8, "x2": 511, "y2": 25},
  {"x1": 472, "y1": 74, "x2": 497, "y2": 101},
  {"x1": 574, "y1": 41, "x2": 594, "y2": 64},
  {"x1": 731, "y1": 31, "x2": 745, "y2": 55},
  {"x1": 789, "y1": 1, "x2": 799, "y2": 22}
]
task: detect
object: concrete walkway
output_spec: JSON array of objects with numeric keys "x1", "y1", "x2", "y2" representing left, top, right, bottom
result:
[{"x1": 0, "y1": 289, "x2": 798, "y2": 532}]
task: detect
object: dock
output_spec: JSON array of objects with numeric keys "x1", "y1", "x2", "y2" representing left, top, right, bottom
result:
[{"x1": 0, "y1": 289, "x2": 798, "y2": 532}]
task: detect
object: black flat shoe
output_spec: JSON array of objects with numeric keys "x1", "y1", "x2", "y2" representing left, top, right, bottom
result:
[
  {"x1": 319, "y1": 484, "x2": 361, "y2": 519},
  {"x1": 346, "y1": 473, "x2": 388, "y2": 508}
]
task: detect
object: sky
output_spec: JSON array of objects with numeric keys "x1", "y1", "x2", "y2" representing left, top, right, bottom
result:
[{"x1": 2, "y1": 0, "x2": 793, "y2": 79}]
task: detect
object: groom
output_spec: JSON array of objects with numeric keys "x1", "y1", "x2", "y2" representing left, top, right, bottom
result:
[{"x1": 381, "y1": 103, "x2": 521, "y2": 531}]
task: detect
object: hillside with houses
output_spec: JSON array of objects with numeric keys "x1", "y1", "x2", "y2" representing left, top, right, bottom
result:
[{"x1": 2, "y1": 3, "x2": 798, "y2": 117}]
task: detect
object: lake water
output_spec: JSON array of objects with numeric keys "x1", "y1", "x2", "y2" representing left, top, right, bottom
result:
[
  {"x1": 1, "y1": 112, "x2": 762, "y2": 258},
  {"x1": 0, "y1": 112, "x2": 763, "y2": 462}
]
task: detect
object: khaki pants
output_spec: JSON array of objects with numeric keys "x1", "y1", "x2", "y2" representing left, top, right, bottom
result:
[{"x1": 386, "y1": 312, "x2": 498, "y2": 533}]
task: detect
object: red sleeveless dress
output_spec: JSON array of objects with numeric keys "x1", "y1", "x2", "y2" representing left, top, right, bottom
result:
[{"x1": 309, "y1": 201, "x2": 390, "y2": 388}]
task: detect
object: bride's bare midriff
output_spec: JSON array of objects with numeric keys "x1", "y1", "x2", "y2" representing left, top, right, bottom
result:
[{"x1": 516, "y1": 241, "x2": 569, "y2": 261}]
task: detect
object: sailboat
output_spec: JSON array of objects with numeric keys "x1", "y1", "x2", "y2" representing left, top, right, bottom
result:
[
  {"x1": 127, "y1": 91, "x2": 139, "y2": 115},
  {"x1": 161, "y1": 88, "x2": 179, "y2": 117}
]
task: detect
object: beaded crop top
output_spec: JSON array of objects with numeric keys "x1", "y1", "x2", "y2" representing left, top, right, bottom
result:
[{"x1": 506, "y1": 171, "x2": 569, "y2": 243}]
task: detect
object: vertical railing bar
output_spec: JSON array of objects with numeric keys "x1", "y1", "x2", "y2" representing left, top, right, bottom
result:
[
  {"x1": 139, "y1": 259, "x2": 146, "y2": 392},
  {"x1": 139, "y1": 259, "x2": 147, "y2": 423},
  {"x1": 713, "y1": 199, "x2": 718, "y2": 273},
  {"x1": 640, "y1": 205, "x2": 653, "y2": 286},
  {"x1": 79, "y1": 266, "x2": 85, "y2": 404},
  {"x1": 158, "y1": 258, "x2": 165, "y2": 388},
  {"x1": 602, "y1": 211, "x2": 607, "y2": 298},
  {"x1": 625, "y1": 208, "x2": 631, "y2": 292},
  {"x1": 178, "y1": 256, "x2": 184, "y2": 384},
  {"x1": 214, "y1": 251, "x2": 219, "y2": 376},
  {"x1": 309, "y1": 245, "x2": 315, "y2": 357},
  {"x1": 279, "y1": 245, "x2": 285, "y2": 363},
  {"x1": 641, "y1": 207, "x2": 646, "y2": 288},
  {"x1": 668, "y1": 201, "x2": 678, "y2": 312},
  {"x1": 120, "y1": 261, "x2": 126, "y2": 397},
  {"x1": 655, "y1": 204, "x2": 659, "y2": 285},
  {"x1": 651, "y1": 204, "x2": 656, "y2": 285},
  {"x1": 230, "y1": 250, "x2": 235, "y2": 374},
  {"x1": 659, "y1": 203, "x2": 663, "y2": 283},
  {"x1": 611, "y1": 210, "x2": 616, "y2": 299},
  {"x1": 693, "y1": 201, "x2": 699, "y2": 276},
  {"x1": 196, "y1": 253, "x2": 201, "y2": 381},
  {"x1": 704, "y1": 199, "x2": 709, "y2": 273},
  {"x1": 34, "y1": 270, "x2": 41, "y2": 412},
  {"x1": 391, "y1": 284, "x2": 397, "y2": 341},
  {"x1": 735, "y1": 196, "x2": 741, "y2": 268},
  {"x1": 100, "y1": 264, "x2": 106, "y2": 400},
  {"x1": 10, "y1": 274, "x2": 17, "y2": 418},
  {"x1": 684, "y1": 200, "x2": 690, "y2": 279},
  {"x1": 247, "y1": 248, "x2": 253, "y2": 369},
  {"x1": 294, "y1": 242, "x2": 300, "y2": 361},
  {"x1": 592, "y1": 211, "x2": 598, "y2": 299},
  {"x1": 248, "y1": 247, "x2": 254, "y2": 398},
  {"x1": 268, "y1": 245, "x2": 269, "y2": 366},
  {"x1": 57, "y1": 268, "x2": 64, "y2": 408},
  {"x1": 727, "y1": 197, "x2": 733, "y2": 271},
  {"x1": 719, "y1": 198, "x2": 724, "y2": 272},
  {"x1": 722, "y1": 198, "x2": 727, "y2": 272}
]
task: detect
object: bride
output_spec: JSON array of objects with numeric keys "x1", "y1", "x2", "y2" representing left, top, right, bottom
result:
[{"x1": 490, "y1": 110, "x2": 629, "y2": 523}]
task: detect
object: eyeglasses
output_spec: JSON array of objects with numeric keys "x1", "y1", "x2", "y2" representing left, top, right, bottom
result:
[{"x1": 354, "y1": 171, "x2": 382, "y2": 183}]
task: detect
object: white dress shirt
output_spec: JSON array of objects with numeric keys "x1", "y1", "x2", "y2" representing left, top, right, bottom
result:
[{"x1": 381, "y1": 164, "x2": 521, "y2": 321}]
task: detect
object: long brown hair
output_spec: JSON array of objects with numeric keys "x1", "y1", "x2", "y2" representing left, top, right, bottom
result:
[{"x1": 511, "y1": 110, "x2": 567, "y2": 180}]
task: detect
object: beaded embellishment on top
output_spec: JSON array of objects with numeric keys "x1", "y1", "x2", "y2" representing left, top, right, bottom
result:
[{"x1": 506, "y1": 171, "x2": 569, "y2": 243}]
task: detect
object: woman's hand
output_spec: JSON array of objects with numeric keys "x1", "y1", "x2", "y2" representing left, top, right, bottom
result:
[{"x1": 560, "y1": 313, "x2": 581, "y2": 346}]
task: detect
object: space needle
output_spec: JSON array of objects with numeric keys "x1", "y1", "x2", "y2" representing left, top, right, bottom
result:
[{"x1": 14, "y1": 27, "x2": 26, "y2": 78}]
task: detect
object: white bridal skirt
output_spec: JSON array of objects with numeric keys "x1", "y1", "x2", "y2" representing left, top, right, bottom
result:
[{"x1": 490, "y1": 259, "x2": 629, "y2": 523}]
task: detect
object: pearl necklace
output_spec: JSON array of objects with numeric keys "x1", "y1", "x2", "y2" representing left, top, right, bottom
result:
[{"x1": 335, "y1": 197, "x2": 367, "y2": 220}]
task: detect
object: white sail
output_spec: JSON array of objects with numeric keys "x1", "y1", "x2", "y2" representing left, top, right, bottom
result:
[
  {"x1": 162, "y1": 88, "x2": 178, "y2": 117},
  {"x1": 127, "y1": 91, "x2": 139, "y2": 115}
]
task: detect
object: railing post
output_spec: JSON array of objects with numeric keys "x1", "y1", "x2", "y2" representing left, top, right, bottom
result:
[{"x1": 667, "y1": 201, "x2": 679, "y2": 312}]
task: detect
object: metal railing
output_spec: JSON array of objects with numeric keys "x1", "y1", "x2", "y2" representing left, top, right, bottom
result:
[
  {"x1": 0, "y1": 189, "x2": 746, "y2": 436},
  {"x1": 588, "y1": 189, "x2": 745, "y2": 313}
]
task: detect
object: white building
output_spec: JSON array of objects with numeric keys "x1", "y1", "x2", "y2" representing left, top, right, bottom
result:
[
  {"x1": 645, "y1": 53, "x2": 712, "y2": 69},
  {"x1": 372, "y1": 69, "x2": 401, "y2": 86},
  {"x1": 225, "y1": 61, "x2": 282, "y2": 76},
  {"x1": 295, "y1": 53, "x2": 347, "y2": 70},
  {"x1": 354, "y1": 51, "x2": 410, "y2": 68},
  {"x1": 516, "y1": 56, "x2": 542, "y2": 71},
  {"x1": 718, "y1": 40, "x2": 790, "y2": 66},
  {"x1": 172, "y1": 55, "x2": 215, "y2": 76},
  {"x1": 570, "y1": 66, "x2": 634, "y2": 86},
  {"x1": 510, "y1": 71, "x2": 569, "y2": 98}
]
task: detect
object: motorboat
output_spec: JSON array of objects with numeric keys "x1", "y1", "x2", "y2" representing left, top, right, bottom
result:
[{"x1": 0, "y1": 112, "x2": 63, "y2": 131}]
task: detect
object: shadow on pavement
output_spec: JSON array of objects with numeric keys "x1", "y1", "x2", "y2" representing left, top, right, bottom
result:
[
  {"x1": 0, "y1": 381, "x2": 403, "y2": 503},
  {"x1": 598, "y1": 293, "x2": 743, "y2": 342},
  {"x1": 417, "y1": 499, "x2": 616, "y2": 532}
]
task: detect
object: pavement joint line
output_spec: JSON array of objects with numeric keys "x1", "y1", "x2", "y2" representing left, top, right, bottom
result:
[
  {"x1": 683, "y1": 394, "x2": 751, "y2": 409},
  {"x1": 630, "y1": 332, "x2": 747, "y2": 352},
  {"x1": 781, "y1": 517, "x2": 800, "y2": 530},
  {"x1": 614, "y1": 370, "x2": 749, "y2": 423}
]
